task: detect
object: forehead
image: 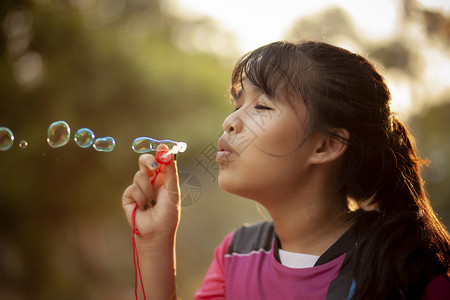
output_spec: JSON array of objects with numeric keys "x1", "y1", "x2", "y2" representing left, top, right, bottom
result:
[
  {"x1": 232, "y1": 78, "x2": 299, "y2": 108},
  {"x1": 232, "y1": 79, "x2": 308, "y2": 121}
]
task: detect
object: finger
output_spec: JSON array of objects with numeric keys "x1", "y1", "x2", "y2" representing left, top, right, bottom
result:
[
  {"x1": 138, "y1": 154, "x2": 160, "y2": 177},
  {"x1": 154, "y1": 144, "x2": 179, "y2": 194},
  {"x1": 128, "y1": 179, "x2": 150, "y2": 210},
  {"x1": 163, "y1": 158, "x2": 179, "y2": 195},
  {"x1": 133, "y1": 170, "x2": 157, "y2": 207},
  {"x1": 122, "y1": 184, "x2": 147, "y2": 225}
]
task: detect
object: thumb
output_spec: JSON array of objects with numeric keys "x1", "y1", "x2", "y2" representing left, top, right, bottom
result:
[
  {"x1": 164, "y1": 157, "x2": 180, "y2": 195},
  {"x1": 155, "y1": 144, "x2": 180, "y2": 195}
]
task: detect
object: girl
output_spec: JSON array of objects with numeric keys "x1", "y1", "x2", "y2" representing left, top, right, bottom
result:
[{"x1": 122, "y1": 41, "x2": 450, "y2": 299}]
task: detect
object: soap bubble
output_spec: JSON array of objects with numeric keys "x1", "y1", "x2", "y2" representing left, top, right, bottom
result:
[
  {"x1": 47, "y1": 121, "x2": 70, "y2": 148},
  {"x1": 0, "y1": 127, "x2": 14, "y2": 151},
  {"x1": 132, "y1": 137, "x2": 187, "y2": 154},
  {"x1": 93, "y1": 136, "x2": 115, "y2": 152},
  {"x1": 19, "y1": 140, "x2": 28, "y2": 149},
  {"x1": 74, "y1": 128, "x2": 95, "y2": 148},
  {"x1": 132, "y1": 137, "x2": 157, "y2": 154}
]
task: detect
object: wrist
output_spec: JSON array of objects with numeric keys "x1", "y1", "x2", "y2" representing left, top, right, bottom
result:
[
  {"x1": 133, "y1": 233, "x2": 177, "y2": 299},
  {"x1": 135, "y1": 232, "x2": 176, "y2": 253}
]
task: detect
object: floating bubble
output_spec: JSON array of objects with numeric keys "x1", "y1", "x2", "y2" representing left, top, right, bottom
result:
[
  {"x1": 132, "y1": 137, "x2": 157, "y2": 154},
  {"x1": 47, "y1": 120, "x2": 70, "y2": 148},
  {"x1": 19, "y1": 140, "x2": 28, "y2": 149},
  {"x1": 93, "y1": 136, "x2": 115, "y2": 152},
  {"x1": 74, "y1": 128, "x2": 95, "y2": 148},
  {"x1": 132, "y1": 137, "x2": 187, "y2": 154},
  {"x1": 0, "y1": 127, "x2": 14, "y2": 151}
]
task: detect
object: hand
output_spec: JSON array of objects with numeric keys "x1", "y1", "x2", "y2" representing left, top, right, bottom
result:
[
  {"x1": 122, "y1": 147, "x2": 180, "y2": 240},
  {"x1": 122, "y1": 146, "x2": 180, "y2": 299}
]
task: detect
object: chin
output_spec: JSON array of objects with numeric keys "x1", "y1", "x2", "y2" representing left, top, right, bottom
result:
[
  {"x1": 218, "y1": 171, "x2": 259, "y2": 200},
  {"x1": 217, "y1": 171, "x2": 231, "y2": 190},
  {"x1": 218, "y1": 171, "x2": 242, "y2": 195}
]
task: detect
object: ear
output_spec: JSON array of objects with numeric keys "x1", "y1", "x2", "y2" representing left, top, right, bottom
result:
[{"x1": 307, "y1": 128, "x2": 349, "y2": 165}]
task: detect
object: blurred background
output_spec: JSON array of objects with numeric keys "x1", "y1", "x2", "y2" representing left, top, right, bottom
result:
[{"x1": 0, "y1": 0, "x2": 449, "y2": 298}]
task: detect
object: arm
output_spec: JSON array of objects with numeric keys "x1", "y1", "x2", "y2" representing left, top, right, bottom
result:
[
  {"x1": 122, "y1": 150, "x2": 180, "y2": 299},
  {"x1": 135, "y1": 233, "x2": 177, "y2": 299}
]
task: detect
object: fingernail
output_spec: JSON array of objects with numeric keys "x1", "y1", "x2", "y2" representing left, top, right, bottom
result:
[{"x1": 151, "y1": 162, "x2": 158, "y2": 168}]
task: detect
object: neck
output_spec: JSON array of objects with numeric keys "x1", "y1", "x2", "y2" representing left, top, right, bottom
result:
[
  {"x1": 261, "y1": 177, "x2": 352, "y2": 256},
  {"x1": 247, "y1": 156, "x2": 353, "y2": 256}
]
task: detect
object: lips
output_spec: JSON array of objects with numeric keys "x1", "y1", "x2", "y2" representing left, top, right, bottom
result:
[{"x1": 216, "y1": 137, "x2": 234, "y2": 163}]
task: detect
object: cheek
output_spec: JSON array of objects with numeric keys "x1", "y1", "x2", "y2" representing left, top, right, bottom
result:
[
  {"x1": 218, "y1": 150, "x2": 295, "y2": 199},
  {"x1": 250, "y1": 106, "x2": 305, "y2": 156},
  {"x1": 253, "y1": 122, "x2": 304, "y2": 156},
  {"x1": 217, "y1": 154, "x2": 266, "y2": 197}
]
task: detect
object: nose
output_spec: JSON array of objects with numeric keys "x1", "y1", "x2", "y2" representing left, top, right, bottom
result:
[{"x1": 222, "y1": 111, "x2": 243, "y2": 134}]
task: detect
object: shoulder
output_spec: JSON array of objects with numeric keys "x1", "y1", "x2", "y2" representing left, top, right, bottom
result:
[
  {"x1": 227, "y1": 221, "x2": 275, "y2": 255},
  {"x1": 421, "y1": 273, "x2": 450, "y2": 300}
]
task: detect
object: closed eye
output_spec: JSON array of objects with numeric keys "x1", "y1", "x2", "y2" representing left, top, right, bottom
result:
[{"x1": 255, "y1": 104, "x2": 273, "y2": 110}]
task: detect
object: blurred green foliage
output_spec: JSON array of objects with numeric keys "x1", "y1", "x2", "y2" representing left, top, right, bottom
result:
[
  {"x1": 0, "y1": 0, "x2": 449, "y2": 299},
  {"x1": 0, "y1": 0, "x2": 246, "y2": 298},
  {"x1": 411, "y1": 101, "x2": 450, "y2": 223}
]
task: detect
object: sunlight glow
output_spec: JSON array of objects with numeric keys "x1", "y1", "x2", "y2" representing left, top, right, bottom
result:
[
  {"x1": 169, "y1": 0, "x2": 399, "y2": 53},
  {"x1": 417, "y1": 0, "x2": 450, "y2": 14},
  {"x1": 167, "y1": 0, "x2": 450, "y2": 116}
]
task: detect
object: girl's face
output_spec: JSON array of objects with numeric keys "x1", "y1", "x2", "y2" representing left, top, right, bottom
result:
[{"x1": 216, "y1": 80, "x2": 320, "y2": 203}]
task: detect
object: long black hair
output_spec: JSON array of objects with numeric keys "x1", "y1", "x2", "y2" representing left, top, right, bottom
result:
[{"x1": 231, "y1": 41, "x2": 450, "y2": 299}]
